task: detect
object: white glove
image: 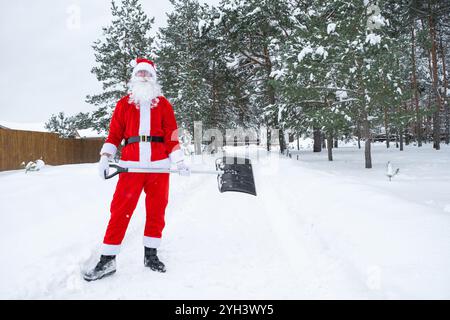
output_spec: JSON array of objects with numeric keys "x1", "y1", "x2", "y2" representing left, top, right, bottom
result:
[
  {"x1": 176, "y1": 160, "x2": 190, "y2": 177},
  {"x1": 98, "y1": 155, "x2": 110, "y2": 179}
]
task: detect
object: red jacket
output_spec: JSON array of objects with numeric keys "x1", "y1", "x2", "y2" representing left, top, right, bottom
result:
[{"x1": 100, "y1": 95, "x2": 184, "y2": 168}]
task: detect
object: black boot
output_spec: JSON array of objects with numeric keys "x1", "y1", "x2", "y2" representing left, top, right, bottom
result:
[
  {"x1": 83, "y1": 255, "x2": 116, "y2": 282},
  {"x1": 144, "y1": 247, "x2": 166, "y2": 273}
]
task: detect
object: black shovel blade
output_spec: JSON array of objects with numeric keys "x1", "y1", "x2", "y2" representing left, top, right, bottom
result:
[{"x1": 216, "y1": 157, "x2": 257, "y2": 196}]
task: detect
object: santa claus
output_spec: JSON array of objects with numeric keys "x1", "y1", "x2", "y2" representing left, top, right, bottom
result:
[{"x1": 84, "y1": 58, "x2": 190, "y2": 281}]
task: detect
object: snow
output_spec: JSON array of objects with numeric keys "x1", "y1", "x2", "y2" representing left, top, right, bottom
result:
[
  {"x1": 76, "y1": 128, "x2": 106, "y2": 138},
  {"x1": 327, "y1": 23, "x2": 336, "y2": 35},
  {"x1": 198, "y1": 19, "x2": 207, "y2": 37},
  {"x1": 0, "y1": 120, "x2": 48, "y2": 132},
  {"x1": 1, "y1": 144, "x2": 450, "y2": 299},
  {"x1": 307, "y1": 9, "x2": 316, "y2": 17},
  {"x1": 315, "y1": 46, "x2": 328, "y2": 59},
  {"x1": 269, "y1": 69, "x2": 285, "y2": 80},
  {"x1": 366, "y1": 33, "x2": 382, "y2": 45},
  {"x1": 298, "y1": 46, "x2": 314, "y2": 62},
  {"x1": 369, "y1": 14, "x2": 387, "y2": 29},
  {"x1": 246, "y1": 7, "x2": 261, "y2": 17},
  {"x1": 213, "y1": 13, "x2": 223, "y2": 26},
  {"x1": 336, "y1": 90, "x2": 348, "y2": 101}
]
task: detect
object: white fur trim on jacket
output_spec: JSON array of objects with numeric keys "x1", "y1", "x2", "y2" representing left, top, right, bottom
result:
[
  {"x1": 100, "y1": 143, "x2": 117, "y2": 158},
  {"x1": 101, "y1": 243, "x2": 121, "y2": 255},
  {"x1": 169, "y1": 149, "x2": 184, "y2": 164},
  {"x1": 143, "y1": 236, "x2": 161, "y2": 249},
  {"x1": 139, "y1": 100, "x2": 151, "y2": 166}
]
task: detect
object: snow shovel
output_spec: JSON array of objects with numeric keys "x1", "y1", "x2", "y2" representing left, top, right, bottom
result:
[{"x1": 105, "y1": 157, "x2": 257, "y2": 196}]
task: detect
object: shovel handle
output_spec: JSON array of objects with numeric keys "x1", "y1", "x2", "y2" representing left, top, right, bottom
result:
[
  {"x1": 106, "y1": 163, "x2": 223, "y2": 179},
  {"x1": 105, "y1": 164, "x2": 128, "y2": 179}
]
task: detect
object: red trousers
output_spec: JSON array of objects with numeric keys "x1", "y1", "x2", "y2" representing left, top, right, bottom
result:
[{"x1": 101, "y1": 172, "x2": 169, "y2": 255}]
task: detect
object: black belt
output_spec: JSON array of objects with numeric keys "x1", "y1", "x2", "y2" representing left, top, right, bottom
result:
[{"x1": 124, "y1": 135, "x2": 164, "y2": 146}]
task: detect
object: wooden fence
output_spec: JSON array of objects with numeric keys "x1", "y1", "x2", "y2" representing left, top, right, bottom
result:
[{"x1": 0, "y1": 128, "x2": 105, "y2": 171}]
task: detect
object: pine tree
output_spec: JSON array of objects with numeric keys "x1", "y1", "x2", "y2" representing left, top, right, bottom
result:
[
  {"x1": 219, "y1": 0, "x2": 293, "y2": 153},
  {"x1": 156, "y1": 0, "x2": 211, "y2": 140},
  {"x1": 86, "y1": 0, "x2": 154, "y2": 132},
  {"x1": 281, "y1": 0, "x2": 404, "y2": 168},
  {"x1": 45, "y1": 112, "x2": 78, "y2": 138}
]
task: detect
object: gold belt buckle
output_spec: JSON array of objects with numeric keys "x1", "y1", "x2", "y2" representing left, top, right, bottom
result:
[{"x1": 141, "y1": 135, "x2": 147, "y2": 142}]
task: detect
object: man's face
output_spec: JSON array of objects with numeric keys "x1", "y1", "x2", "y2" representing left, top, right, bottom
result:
[{"x1": 134, "y1": 70, "x2": 152, "y2": 82}]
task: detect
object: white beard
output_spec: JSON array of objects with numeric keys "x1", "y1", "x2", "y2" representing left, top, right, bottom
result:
[{"x1": 128, "y1": 77, "x2": 162, "y2": 107}]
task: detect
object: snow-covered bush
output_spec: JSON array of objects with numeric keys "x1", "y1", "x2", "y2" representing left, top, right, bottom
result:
[{"x1": 22, "y1": 159, "x2": 45, "y2": 173}]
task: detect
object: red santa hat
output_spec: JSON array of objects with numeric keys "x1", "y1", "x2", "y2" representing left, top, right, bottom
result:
[{"x1": 130, "y1": 58, "x2": 157, "y2": 78}]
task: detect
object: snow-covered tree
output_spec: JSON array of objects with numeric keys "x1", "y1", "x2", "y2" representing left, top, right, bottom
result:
[
  {"x1": 155, "y1": 0, "x2": 211, "y2": 138},
  {"x1": 219, "y1": 0, "x2": 293, "y2": 153},
  {"x1": 280, "y1": 0, "x2": 406, "y2": 168},
  {"x1": 45, "y1": 112, "x2": 79, "y2": 138},
  {"x1": 86, "y1": 0, "x2": 155, "y2": 132}
]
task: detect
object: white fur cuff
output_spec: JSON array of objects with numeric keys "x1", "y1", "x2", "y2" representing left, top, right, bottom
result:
[
  {"x1": 100, "y1": 143, "x2": 117, "y2": 158},
  {"x1": 101, "y1": 243, "x2": 121, "y2": 255},
  {"x1": 143, "y1": 236, "x2": 161, "y2": 249}
]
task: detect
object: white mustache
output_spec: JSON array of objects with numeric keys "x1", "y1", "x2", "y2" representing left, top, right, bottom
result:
[
  {"x1": 135, "y1": 76, "x2": 152, "y2": 82},
  {"x1": 128, "y1": 77, "x2": 161, "y2": 105}
]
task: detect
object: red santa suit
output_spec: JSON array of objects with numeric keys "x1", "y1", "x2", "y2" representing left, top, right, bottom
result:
[{"x1": 99, "y1": 59, "x2": 183, "y2": 256}]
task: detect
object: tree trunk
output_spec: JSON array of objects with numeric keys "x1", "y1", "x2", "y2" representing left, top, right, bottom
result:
[
  {"x1": 327, "y1": 133, "x2": 333, "y2": 161},
  {"x1": 395, "y1": 130, "x2": 399, "y2": 148},
  {"x1": 266, "y1": 127, "x2": 271, "y2": 151},
  {"x1": 426, "y1": 104, "x2": 432, "y2": 142},
  {"x1": 429, "y1": 13, "x2": 441, "y2": 150},
  {"x1": 279, "y1": 127, "x2": 287, "y2": 155},
  {"x1": 357, "y1": 121, "x2": 361, "y2": 149},
  {"x1": 322, "y1": 132, "x2": 326, "y2": 149},
  {"x1": 384, "y1": 106, "x2": 390, "y2": 148},
  {"x1": 296, "y1": 134, "x2": 300, "y2": 150},
  {"x1": 411, "y1": 25, "x2": 422, "y2": 147},
  {"x1": 263, "y1": 40, "x2": 287, "y2": 154},
  {"x1": 440, "y1": 35, "x2": 449, "y2": 144},
  {"x1": 313, "y1": 127, "x2": 322, "y2": 152},
  {"x1": 334, "y1": 138, "x2": 338, "y2": 148},
  {"x1": 421, "y1": 18, "x2": 433, "y2": 144},
  {"x1": 400, "y1": 128, "x2": 404, "y2": 151},
  {"x1": 362, "y1": 110, "x2": 372, "y2": 169}
]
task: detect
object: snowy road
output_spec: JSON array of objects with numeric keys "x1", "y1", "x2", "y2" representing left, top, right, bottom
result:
[{"x1": 1, "y1": 144, "x2": 449, "y2": 299}]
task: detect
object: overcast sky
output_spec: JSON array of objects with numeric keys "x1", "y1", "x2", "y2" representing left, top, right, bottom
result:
[{"x1": 0, "y1": 0, "x2": 221, "y2": 122}]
